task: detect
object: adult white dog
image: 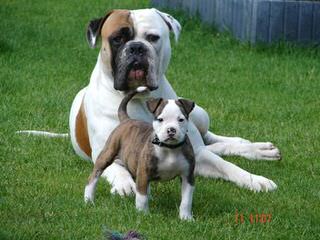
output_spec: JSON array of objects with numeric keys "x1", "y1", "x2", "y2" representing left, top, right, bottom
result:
[{"x1": 68, "y1": 8, "x2": 280, "y2": 196}]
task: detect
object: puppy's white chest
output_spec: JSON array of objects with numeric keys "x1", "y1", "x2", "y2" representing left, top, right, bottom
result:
[{"x1": 155, "y1": 148, "x2": 189, "y2": 180}]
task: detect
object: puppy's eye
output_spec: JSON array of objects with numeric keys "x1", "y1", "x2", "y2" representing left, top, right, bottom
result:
[
  {"x1": 178, "y1": 118, "x2": 185, "y2": 122},
  {"x1": 146, "y1": 34, "x2": 160, "y2": 42},
  {"x1": 157, "y1": 118, "x2": 163, "y2": 122}
]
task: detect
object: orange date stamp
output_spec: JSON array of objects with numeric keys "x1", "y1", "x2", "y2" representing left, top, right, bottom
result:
[{"x1": 235, "y1": 209, "x2": 272, "y2": 224}]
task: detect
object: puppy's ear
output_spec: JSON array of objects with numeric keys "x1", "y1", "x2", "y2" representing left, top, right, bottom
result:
[
  {"x1": 154, "y1": 9, "x2": 181, "y2": 42},
  {"x1": 176, "y1": 99, "x2": 195, "y2": 117},
  {"x1": 86, "y1": 11, "x2": 113, "y2": 48},
  {"x1": 146, "y1": 98, "x2": 163, "y2": 115}
]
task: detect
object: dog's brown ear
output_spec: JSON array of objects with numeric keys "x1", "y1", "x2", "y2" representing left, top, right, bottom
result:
[
  {"x1": 86, "y1": 11, "x2": 113, "y2": 48},
  {"x1": 176, "y1": 99, "x2": 195, "y2": 117},
  {"x1": 146, "y1": 98, "x2": 163, "y2": 115}
]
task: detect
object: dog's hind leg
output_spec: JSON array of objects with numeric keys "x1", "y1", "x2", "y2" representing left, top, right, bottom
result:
[
  {"x1": 189, "y1": 105, "x2": 210, "y2": 138},
  {"x1": 194, "y1": 146, "x2": 277, "y2": 192},
  {"x1": 189, "y1": 105, "x2": 281, "y2": 161},
  {"x1": 204, "y1": 133, "x2": 281, "y2": 161},
  {"x1": 203, "y1": 131, "x2": 252, "y2": 145}
]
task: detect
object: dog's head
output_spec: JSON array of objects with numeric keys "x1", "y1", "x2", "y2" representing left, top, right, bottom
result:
[
  {"x1": 86, "y1": 8, "x2": 181, "y2": 92},
  {"x1": 147, "y1": 98, "x2": 195, "y2": 145}
]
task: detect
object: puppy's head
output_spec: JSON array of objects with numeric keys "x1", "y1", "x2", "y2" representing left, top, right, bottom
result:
[
  {"x1": 86, "y1": 8, "x2": 181, "y2": 92},
  {"x1": 147, "y1": 98, "x2": 195, "y2": 145}
]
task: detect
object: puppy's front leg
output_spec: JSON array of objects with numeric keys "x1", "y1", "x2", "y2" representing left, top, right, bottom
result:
[{"x1": 179, "y1": 175, "x2": 194, "y2": 221}]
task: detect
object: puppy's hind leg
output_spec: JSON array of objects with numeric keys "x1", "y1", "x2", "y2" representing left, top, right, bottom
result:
[
  {"x1": 84, "y1": 136, "x2": 119, "y2": 203},
  {"x1": 135, "y1": 166, "x2": 149, "y2": 213}
]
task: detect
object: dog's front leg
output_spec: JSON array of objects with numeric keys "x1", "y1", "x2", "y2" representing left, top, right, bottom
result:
[
  {"x1": 179, "y1": 175, "x2": 194, "y2": 221},
  {"x1": 101, "y1": 162, "x2": 136, "y2": 196},
  {"x1": 195, "y1": 147, "x2": 277, "y2": 192}
]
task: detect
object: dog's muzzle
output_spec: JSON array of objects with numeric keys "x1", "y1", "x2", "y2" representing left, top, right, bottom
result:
[
  {"x1": 114, "y1": 41, "x2": 158, "y2": 91},
  {"x1": 127, "y1": 42, "x2": 148, "y2": 82}
]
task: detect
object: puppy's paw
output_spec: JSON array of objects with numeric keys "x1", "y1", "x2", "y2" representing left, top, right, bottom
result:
[
  {"x1": 136, "y1": 206, "x2": 149, "y2": 214},
  {"x1": 136, "y1": 192, "x2": 149, "y2": 213},
  {"x1": 179, "y1": 211, "x2": 194, "y2": 221}
]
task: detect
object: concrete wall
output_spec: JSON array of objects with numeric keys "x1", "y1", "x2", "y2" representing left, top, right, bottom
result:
[{"x1": 151, "y1": 0, "x2": 320, "y2": 44}]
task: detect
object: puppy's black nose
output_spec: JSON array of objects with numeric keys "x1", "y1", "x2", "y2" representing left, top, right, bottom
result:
[
  {"x1": 167, "y1": 127, "x2": 176, "y2": 137},
  {"x1": 128, "y1": 42, "x2": 146, "y2": 56}
]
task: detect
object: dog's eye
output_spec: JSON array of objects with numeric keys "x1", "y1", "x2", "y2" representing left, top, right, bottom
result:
[
  {"x1": 178, "y1": 118, "x2": 185, "y2": 123},
  {"x1": 157, "y1": 118, "x2": 163, "y2": 122},
  {"x1": 112, "y1": 35, "x2": 123, "y2": 44},
  {"x1": 146, "y1": 34, "x2": 160, "y2": 43}
]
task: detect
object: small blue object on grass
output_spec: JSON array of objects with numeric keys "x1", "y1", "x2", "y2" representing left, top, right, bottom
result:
[{"x1": 104, "y1": 227, "x2": 145, "y2": 240}]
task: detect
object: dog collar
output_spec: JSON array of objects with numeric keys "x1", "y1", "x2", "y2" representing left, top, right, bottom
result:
[{"x1": 152, "y1": 135, "x2": 186, "y2": 149}]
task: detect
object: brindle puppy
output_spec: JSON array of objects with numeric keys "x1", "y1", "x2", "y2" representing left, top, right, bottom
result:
[{"x1": 84, "y1": 86, "x2": 195, "y2": 220}]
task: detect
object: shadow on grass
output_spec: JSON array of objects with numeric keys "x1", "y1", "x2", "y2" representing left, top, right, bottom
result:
[
  {"x1": 148, "y1": 178, "x2": 246, "y2": 219},
  {"x1": 0, "y1": 40, "x2": 13, "y2": 54}
]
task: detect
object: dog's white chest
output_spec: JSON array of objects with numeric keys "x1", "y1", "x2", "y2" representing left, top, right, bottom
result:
[{"x1": 155, "y1": 147, "x2": 189, "y2": 181}]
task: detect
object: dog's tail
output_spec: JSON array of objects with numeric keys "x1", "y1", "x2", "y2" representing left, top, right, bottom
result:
[
  {"x1": 16, "y1": 130, "x2": 69, "y2": 138},
  {"x1": 118, "y1": 86, "x2": 148, "y2": 122}
]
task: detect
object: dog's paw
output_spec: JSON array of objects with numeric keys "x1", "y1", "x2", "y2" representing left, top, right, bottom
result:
[
  {"x1": 238, "y1": 174, "x2": 277, "y2": 192},
  {"x1": 110, "y1": 177, "x2": 136, "y2": 197},
  {"x1": 243, "y1": 142, "x2": 281, "y2": 161},
  {"x1": 102, "y1": 163, "x2": 136, "y2": 197}
]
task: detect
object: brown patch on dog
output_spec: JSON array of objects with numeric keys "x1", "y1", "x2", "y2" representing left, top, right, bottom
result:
[
  {"x1": 75, "y1": 101, "x2": 92, "y2": 158},
  {"x1": 100, "y1": 10, "x2": 133, "y2": 71},
  {"x1": 100, "y1": 10, "x2": 132, "y2": 40}
]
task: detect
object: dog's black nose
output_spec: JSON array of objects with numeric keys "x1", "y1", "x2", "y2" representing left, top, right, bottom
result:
[
  {"x1": 128, "y1": 42, "x2": 147, "y2": 56},
  {"x1": 167, "y1": 127, "x2": 176, "y2": 137}
]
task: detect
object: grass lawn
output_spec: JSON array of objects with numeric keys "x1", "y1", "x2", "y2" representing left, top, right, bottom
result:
[{"x1": 1, "y1": 0, "x2": 320, "y2": 239}]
